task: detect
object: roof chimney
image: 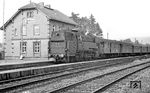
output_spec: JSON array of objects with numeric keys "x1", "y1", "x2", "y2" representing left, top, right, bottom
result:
[
  {"x1": 38, "y1": 2, "x2": 44, "y2": 7},
  {"x1": 45, "y1": 5, "x2": 51, "y2": 9}
]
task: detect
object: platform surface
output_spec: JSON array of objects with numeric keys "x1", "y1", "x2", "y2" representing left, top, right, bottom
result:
[{"x1": 0, "y1": 58, "x2": 51, "y2": 66}]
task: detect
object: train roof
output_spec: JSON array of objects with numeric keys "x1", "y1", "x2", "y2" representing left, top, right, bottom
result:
[
  {"x1": 95, "y1": 37, "x2": 142, "y2": 46},
  {"x1": 95, "y1": 38, "x2": 122, "y2": 44}
]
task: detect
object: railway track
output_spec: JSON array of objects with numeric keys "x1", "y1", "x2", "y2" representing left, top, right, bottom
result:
[
  {"x1": 0, "y1": 57, "x2": 148, "y2": 93},
  {"x1": 0, "y1": 57, "x2": 138, "y2": 93},
  {"x1": 48, "y1": 60, "x2": 150, "y2": 93},
  {"x1": 19, "y1": 59, "x2": 150, "y2": 93}
]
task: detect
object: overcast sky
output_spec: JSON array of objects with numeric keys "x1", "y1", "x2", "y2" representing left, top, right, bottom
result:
[{"x1": 0, "y1": 0, "x2": 150, "y2": 43}]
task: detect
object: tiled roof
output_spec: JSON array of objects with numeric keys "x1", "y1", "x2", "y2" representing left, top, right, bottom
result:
[
  {"x1": 0, "y1": 2, "x2": 77, "y2": 30},
  {"x1": 20, "y1": 3, "x2": 77, "y2": 25},
  {"x1": 19, "y1": 3, "x2": 37, "y2": 10},
  {"x1": 33, "y1": 3, "x2": 77, "y2": 25}
]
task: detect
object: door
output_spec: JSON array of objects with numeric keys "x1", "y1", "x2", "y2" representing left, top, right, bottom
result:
[{"x1": 33, "y1": 41, "x2": 41, "y2": 57}]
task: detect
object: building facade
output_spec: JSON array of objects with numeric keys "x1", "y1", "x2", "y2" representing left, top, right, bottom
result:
[{"x1": 1, "y1": 2, "x2": 77, "y2": 59}]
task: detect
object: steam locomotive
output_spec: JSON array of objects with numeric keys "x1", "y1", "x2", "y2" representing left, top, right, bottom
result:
[{"x1": 50, "y1": 29, "x2": 150, "y2": 62}]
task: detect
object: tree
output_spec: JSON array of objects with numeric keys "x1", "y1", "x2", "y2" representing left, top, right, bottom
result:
[
  {"x1": 70, "y1": 12, "x2": 103, "y2": 37},
  {"x1": 90, "y1": 14, "x2": 96, "y2": 24},
  {"x1": 70, "y1": 12, "x2": 79, "y2": 23},
  {"x1": 94, "y1": 23, "x2": 103, "y2": 37}
]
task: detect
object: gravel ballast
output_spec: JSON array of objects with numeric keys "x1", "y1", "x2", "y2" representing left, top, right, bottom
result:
[
  {"x1": 16, "y1": 59, "x2": 150, "y2": 93},
  {"x1": 102, "y1": 64, "x2": 150, "y2": 93}
]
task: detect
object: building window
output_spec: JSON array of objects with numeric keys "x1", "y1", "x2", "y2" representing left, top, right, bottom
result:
[
  {"x1": 33, "y1": 42, "x2": 40, "y2": 53},
  {"x1": 21, "y1": 42, "x2": 27, "y2": 53},
  {"x1": 33, "y1": 25, "x2": 40, "y2": 35},
  {"x1": 14, "y1": 28, "x2": 17, "y2": 36},
  {"x1": 53, "y1": 25, "x2": 55, "y2": 31},
  {"x1": 22, "y1": 25, "x2": 27, "y2": 36},
  {"x1": 27, "y1": 11, "x2": 34, "y2": 18},
  {"x1": 59, "y1": 27, "x2": 61, "y2": 31}
]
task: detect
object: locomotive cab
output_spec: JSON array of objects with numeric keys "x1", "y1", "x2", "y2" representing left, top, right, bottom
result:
[{"x1": 50, "y1": 29, "x2": 78, "y2": 62}]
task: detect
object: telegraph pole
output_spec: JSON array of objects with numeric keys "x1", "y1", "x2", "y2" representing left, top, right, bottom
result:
[
  {"x1": 29, "y1": 0, "x2": 32, "y2": 4},
  {"x1": 3, "y1": 0, "x2": 5, "y2": 60},
  {"x1": 107, "y1": 32, "x2": 109, "y2": 39},
  {"x1": 3, "y1": 0, "x2": 5, "y2": 32}
]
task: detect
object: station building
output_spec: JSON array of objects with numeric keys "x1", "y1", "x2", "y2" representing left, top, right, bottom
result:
[{"x1": 0, "y1": 2, "x2": 77, "y2": 59}]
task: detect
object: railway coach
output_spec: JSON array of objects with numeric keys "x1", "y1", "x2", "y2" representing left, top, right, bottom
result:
[
  {"x1": 133, "y1": 44, "x2": 141, "y2": 54},
  {"x1": 121, "y1": 42, "x2": 133, "y2": 56},
  {"x1": 95, "y1": 38, "x2": 121, "y2": 58},
  {"x1": 141, "y1": 45, "x2": 148, "y2": 54}
]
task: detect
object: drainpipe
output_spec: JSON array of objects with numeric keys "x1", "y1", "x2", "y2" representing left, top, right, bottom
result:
[
  {"x1": 20, "y1": 11, "x2": 24, "y2": 60},
  {"x1": 48, "y1": 19, "x2": 51, "y2": 60}
]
